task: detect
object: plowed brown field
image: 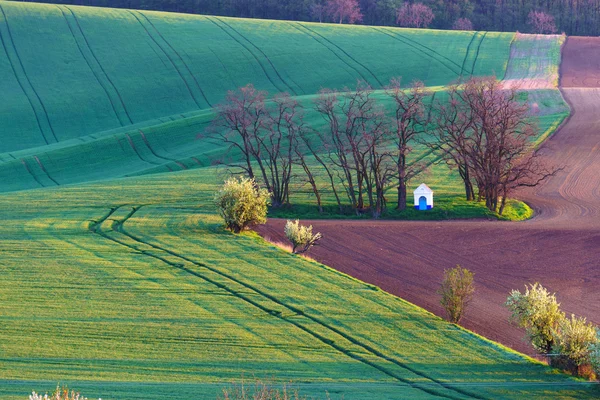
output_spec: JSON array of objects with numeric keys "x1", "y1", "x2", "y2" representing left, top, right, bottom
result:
[{"x1": 257, "y1": 37, "x2": 600, "y2": 355}]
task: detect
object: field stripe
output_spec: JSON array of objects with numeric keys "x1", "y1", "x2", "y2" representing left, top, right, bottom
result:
[
  {"x1": 379, "y1": 28, "x2": 464, "y2": 73},
  {"x1": 19, "y1": 159, "x2": 45, "y2": 187},
  {"x1": 297, "y1": 23, "x2": 383, "y2": 87},
  {"x1": 205, "y1": 16, "x2": 287, "y2": 94},
  {"x1": 287, "y1": 22, "x2": 368, "y2": 84},
  {"x1": 57, "y1": 6, "x2": 125, "y2": 126},
  {"x1": 92, "y1": 205, "x2": 489, "y2": 400},
  {"x1": 33, "y1": 156, "x2": 59, "y2": 186},
  {"x1": 125, "y1": 134, "x2": 162, "y2": 166},
  {"x1": 0, "y1": 30, "x2": 49, "y2": 146},
  {"x1": 126, "y1": 11, "x2": 204, "y2": 110},
  {"x1": 471, "y1": 32, "x2": 487, "y2": 75},
  {"x1": 138, "y1": 130, "x2": 188, "y2": 170},
  {"x1": 136, "y1": 11, "x2": 213, "y2": 107},
  {"x1": 0, "y1": 4, "x2": 56, "y2": 144},
  {"x1": 130, "y1": 11, "x2": 212, "y2": 109},
  {"x1": 213, "y1": 17, "x2": 300, "y2": 95},
  {"x1": 459, "y1": 32, "x2": 478, "y2": 78},
  {"x1": 64, "y1": 6, "x2": 134, "y2": 125},
  {"x1": 373, "y1": 28, "x2": 461, "y2": 77}
]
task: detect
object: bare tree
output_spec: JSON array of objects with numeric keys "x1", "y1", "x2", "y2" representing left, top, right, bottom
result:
[
  {"x1": 326, "y1": 0, "x2": 363, "y2": 24},
  {"x1": 313, "y1": 82, "x2": 392, "y2": 217},
  {"x1": 452, "y1": 17, "x2": 473, "y2": 31},
  {"x1": 212, "y1": 84, "x2": 268, "y2": 181},
  {"x1": 528, "y1": 10, "x2": 557, "y2": 34},
  {"x1": 212, "y1": 85, "x2": 303, "y2": 207},
  {"x1": 386, "y1": 78, "x2": 430, "y2": 210},
  {"x1": 434, "y1": 77, "x2": 560, "y2": 214},
  {"x1": 396, "y1": 3, "x2": 434, "y2": 28},
  {"x1": 310, "y1": 2, "x2": 325, "y2": 22},
  {"x1": 429, "y1": 83, "x2": 476, "y2": 201}
]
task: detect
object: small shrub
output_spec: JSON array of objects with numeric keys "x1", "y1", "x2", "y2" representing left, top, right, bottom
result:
[
  {"x1": 284, "y1": 220, "x2": 322, "y2": 254},
  {"x1": 438, "y1": 265, "x2": 474, "y2": 324},
  {"x1": 589, "y1": 336, "x2": 600, "y2": 377},
  {"x1": 215, "y1": 176, "x2": 270, "y2": 233},
  {"x1": 29, "y1": 385, "x2": 99, "y2": 400},
  {"x1": 220, "y1": 379, "x2": 306, "y2": 400},
  {"x1": 552, "y1": 314, "x2": 598, "y2": 377},
  {"x1": 505, "y1": 283, "x2": 564, "y2": 354}
]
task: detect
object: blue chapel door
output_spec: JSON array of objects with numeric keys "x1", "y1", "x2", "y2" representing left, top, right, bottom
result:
[{"x1": 418, "y1": 196, "x2": 427, "y2": 210}]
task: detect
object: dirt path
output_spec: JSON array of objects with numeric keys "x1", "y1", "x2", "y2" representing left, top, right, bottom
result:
[{"x1": 257, "y1": 37, "x2": 600, "y2": 355}]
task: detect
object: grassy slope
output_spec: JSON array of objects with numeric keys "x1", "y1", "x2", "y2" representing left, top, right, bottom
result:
[
  {"x1": 0, "y1": 169, "x2": 596, "y2": 399},
  {"x1": 0, "y1": 1, "x2": 514, "y2": 193}
]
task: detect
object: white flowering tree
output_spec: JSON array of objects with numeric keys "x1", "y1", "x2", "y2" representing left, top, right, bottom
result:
[{"x1": 284, "y1": 220, "x2": 322, "y2": 254}]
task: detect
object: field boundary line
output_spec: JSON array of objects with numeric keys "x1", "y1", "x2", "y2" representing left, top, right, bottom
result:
[
  {"x1": 135, "y1": 10, "x2": 213, "y2": 108},
  {"x1": 373, "y1": 27, "x2": 461, "y2": 77},
  {"x1": 57, "y1": 5, "x2": 127, "y2": 126},
  {"x1": 0, "y1": 4, "x2": 56, "y2": 144},
  {"x1": 96, "y1": 205, "x2": 489, "y2": 400},
  {"x1": 213, "y1": 17, "x2": 300, "y2": 95},
  {"x1": 64, "y1": 6, "x2": 134, "y2": 124},
  {"x1": 205, "y1": 16, "x2": 287, "y2": 94}
]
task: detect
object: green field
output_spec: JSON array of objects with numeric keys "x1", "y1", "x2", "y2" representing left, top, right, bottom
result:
[
  {"x1": 0, "y1": 2, "x2": 591, "y2": 399},
  {"x1": 0, "y1": 170, "x2": 596, "y2": 399},
  {"x1": 0, "y1": 1, "x2": 517, "y2": 193}
]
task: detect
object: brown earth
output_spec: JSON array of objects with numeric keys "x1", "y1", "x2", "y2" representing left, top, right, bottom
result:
[
  {"x1": 257, "y1": 37, "x2": 600, "y2": 355},
  {"x1": 561, "y1": 36, "x2": 600, "y2": 87}
]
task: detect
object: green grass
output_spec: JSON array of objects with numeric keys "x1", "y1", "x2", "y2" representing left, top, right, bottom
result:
[{"x1": 0, "y1": 168, "x2": 596, "y2": 399}]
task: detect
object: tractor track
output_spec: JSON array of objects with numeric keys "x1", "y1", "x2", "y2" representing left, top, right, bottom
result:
[{"x1": 88, "y1": 205, "x2": 488, "y2": 400}]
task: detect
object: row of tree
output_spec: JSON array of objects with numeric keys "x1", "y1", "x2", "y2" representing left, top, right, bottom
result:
[
  {"x1": 16, "y1": 0, "x2": 600, "y2": 35},
  {"x1": 211, "y1": 77, "x2": 556, "y2": 218}
]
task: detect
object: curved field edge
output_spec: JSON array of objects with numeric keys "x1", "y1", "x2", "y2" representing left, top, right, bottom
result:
[{"x1": 0, "y1": 169, "x2": 596, "y2": 399}]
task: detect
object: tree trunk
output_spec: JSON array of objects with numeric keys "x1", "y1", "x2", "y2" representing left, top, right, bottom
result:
[
  {"x1": 397, "y1": 180, "x2": 407, "y2": 211},
  {"x1": 397, "y1": 154, "x2": 407, "y2": 210}
]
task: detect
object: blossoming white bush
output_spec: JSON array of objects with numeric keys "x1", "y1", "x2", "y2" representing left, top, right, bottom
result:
[
  {"x1": 29, "y1": 385, "x2": 100, "y2": 400},
  {"x1": 215, "y1": 176, "x2": 270, "y2": 233},
  {"x1": 284, "y1": 220, "x2": 322, "y2": 254}
]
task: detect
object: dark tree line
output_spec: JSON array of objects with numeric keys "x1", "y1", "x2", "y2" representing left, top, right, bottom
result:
[{"x1": 12, "y1": 0, "x2": 600, "y2": 35}]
